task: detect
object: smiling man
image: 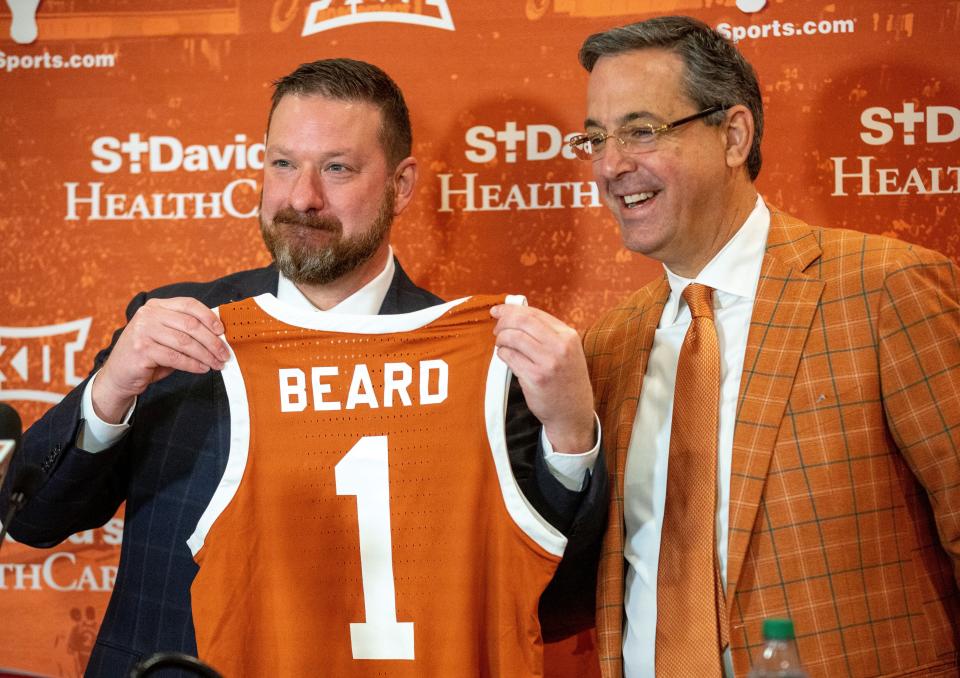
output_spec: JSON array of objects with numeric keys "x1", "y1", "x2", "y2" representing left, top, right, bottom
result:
[
  {"x1": 574, "y1": 15, "x2": 960, "y2": 678},
  {"x1": 0, "y1": 59, "x2": 606, "y2": 676}
]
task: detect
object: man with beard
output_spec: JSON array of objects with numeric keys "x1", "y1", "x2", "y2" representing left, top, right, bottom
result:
[{"x1": 1, "y1": 59, "x2": 605, "y2": 676}]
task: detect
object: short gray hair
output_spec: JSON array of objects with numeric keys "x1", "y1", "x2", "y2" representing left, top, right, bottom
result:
[{"x1": 579, "y1": 15, "x2": 763, "y2": 180}]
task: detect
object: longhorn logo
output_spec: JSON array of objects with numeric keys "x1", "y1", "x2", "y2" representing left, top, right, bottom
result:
[
  {"x1": 736, "y1": 0, "x2": 767, "y2": 12},
  {"x1": 5, "y1": 0, "x2": 41, "y2": 44},
  {"x1": 302, "y1": 0, "x2": 454, "y2": 36}
]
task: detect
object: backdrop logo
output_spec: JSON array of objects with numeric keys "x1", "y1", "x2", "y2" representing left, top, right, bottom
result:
[
  {"x1": 0, "y1": 550, "x2": 119, "y2": 592},
  {"x1": 63, "y1": 132, "x2": 261, "y2": 221},
  {"x1": 860, "y1": 104, "x2": 960, "y2": 146},
  {"x1": 437, "y1": 120, "x2": 601, "y2": 213},
  {"x1": 5, "y1": 0, "x2": 41, "y2": 44},
  {"x1": 526, "y1": 0, "x2": 766, "y2": 21},
  {"x1": 0, "y1": 319, "x2": 91, "y2": 404},
  {"x1": 90, "y1": 134, "x2": 264, "y2": 174},
  {"x1": 302, "y1": 0, "x2": 454, "y2": 36},
  {"x1": 737, "y1": 0, "x2": 767, "y2": 11},
  {"x1": 465, "y1": 122, "x2": 579, "y2": 163},
  {"x1": 830, "y1": 104, "x2": 960, "y2": 197}
]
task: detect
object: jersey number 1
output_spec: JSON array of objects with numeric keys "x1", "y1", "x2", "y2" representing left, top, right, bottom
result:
[{"x1": 335, "y1": 435, "x2": 415, "y2": 660}]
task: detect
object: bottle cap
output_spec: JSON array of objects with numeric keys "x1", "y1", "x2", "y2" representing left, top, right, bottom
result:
[{"x1": 762, "y1": 618, "x2": 796, "y2": 641}]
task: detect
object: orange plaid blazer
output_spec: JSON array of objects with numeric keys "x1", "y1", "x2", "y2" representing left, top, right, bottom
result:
[{"x1": 584, "y1": 210, "x2": 960, "y2": 678}]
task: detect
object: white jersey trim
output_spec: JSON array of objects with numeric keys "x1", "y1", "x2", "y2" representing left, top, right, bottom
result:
[
  {"x1": 253, "y1": 293, "x2": 469, "y2": 333},
  {"x1": 187, "y1": 326, "x2": 250, "y2": 556},
  {"x1": 485, "y1": 294, "x2": 567, "y2": 557}
]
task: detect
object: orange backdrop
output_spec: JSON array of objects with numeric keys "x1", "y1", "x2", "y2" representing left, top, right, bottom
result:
[{"x1": 1, "y1": 0, "x2": 957, "y2": 675}]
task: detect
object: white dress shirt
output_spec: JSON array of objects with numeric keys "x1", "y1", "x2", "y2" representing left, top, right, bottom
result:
[
  {"x1": 77, "y1": 248, "x2": 598, "y2": 489},
  {"x1": 622, "y1": 196, "x2": 769, "y2": 677}
]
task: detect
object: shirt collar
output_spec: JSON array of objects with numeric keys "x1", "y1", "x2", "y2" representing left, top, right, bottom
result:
[
  {"x1": 276, "y1": 246, "x2": 395, "y2": 314},
  {"x1": 661, "y1": 196, "x2": 769, "y2": 327}
]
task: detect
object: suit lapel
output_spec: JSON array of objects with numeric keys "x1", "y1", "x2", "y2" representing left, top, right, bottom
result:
[
  {"x1": 378, "y1": 257, "x2": 444, "y2": 314},
  {"x1": 595, "y1": 277, "x2": 669, "y2": 677},
  {"x1": 609, "y1": 278, "x2": 670, "y2": 494},
  {"x1": 212, "y1": 265, "x2": 279, "y2": 305},
  {"x1": 725, "y1": 212, "x2": 825, "y2": 609}
]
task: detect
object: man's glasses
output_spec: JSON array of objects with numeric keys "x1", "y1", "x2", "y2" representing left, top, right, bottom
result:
[{"x1": 567, "y1": 105, "x2": 726, "y2": 160}]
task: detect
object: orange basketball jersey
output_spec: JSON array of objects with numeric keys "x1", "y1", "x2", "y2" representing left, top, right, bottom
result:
[{"x1": 187, "y1": 293, "x2": 566, "y2": 677}]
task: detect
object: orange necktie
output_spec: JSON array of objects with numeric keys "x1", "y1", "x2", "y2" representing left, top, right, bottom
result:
[{"x1": 655, "y1": 283, "x2": 728, "y2": 676}]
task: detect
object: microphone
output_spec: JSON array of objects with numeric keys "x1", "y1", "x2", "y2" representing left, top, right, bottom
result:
[
  {"x1": 8, "y1": 464, "x2": 44, "y2": 512},
  {"x1": 0, "y1": 402, "x2": 21, "y2": 469},
  {"x1": 1, "y1": 464, "x2": 44, "y2": 553},
  {"x1": 0, "y1": 403, "x2": 43, "y2": 554},
  {"x1": 130, "y1": 652, "x2": 224, "y2": 678}
]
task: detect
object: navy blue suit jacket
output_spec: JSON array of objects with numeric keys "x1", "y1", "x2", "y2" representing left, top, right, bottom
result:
[{"x1": 1, "y1": 260, "x2": 606, "y2": 676}]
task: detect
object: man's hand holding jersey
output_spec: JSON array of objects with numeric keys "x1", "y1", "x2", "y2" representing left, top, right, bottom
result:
[
  {"x1": 92, "y1": 297, "x2": 229, "y2": 424},
  {"x1": 490, "y1": 304, "x2": 596, "y2": 454}
]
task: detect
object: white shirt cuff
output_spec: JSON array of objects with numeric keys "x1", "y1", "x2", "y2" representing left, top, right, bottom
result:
[
  {"x1": 77, "y1": 370, "x2": 135, "y2": 453},
  {"x1": 541, "y1": 413, "x2": 601, "y2": 491}
]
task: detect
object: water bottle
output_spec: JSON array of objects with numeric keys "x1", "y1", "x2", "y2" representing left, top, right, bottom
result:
[{"x1": 746, "y1": 618, "x2": 809, "y2": 678}]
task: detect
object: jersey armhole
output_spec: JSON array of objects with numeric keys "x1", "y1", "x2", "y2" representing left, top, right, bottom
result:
[
  {"x1": 485, "y1": 295, "x2": 567, "y2": 557},
  {"x1": 186, "y1": 335, "x2": 250, "y2": 557}
]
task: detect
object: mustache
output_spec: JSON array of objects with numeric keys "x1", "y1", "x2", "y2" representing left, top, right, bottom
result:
[{"x1": 271, "y1": 207, "x2": 342, "y2": 233}]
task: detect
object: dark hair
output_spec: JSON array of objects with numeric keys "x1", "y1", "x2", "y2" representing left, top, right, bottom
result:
[
  {"x1": 269, "y1": 58, "x2": 412, "y2": 168},
  {"x1": 579, "y1": 15, "x2": 763, "y2": 180}
]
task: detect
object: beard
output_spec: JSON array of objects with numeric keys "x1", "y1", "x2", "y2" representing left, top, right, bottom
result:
[{"x1": 260, "y1": 186, "x2": 395, "y2": 286}]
